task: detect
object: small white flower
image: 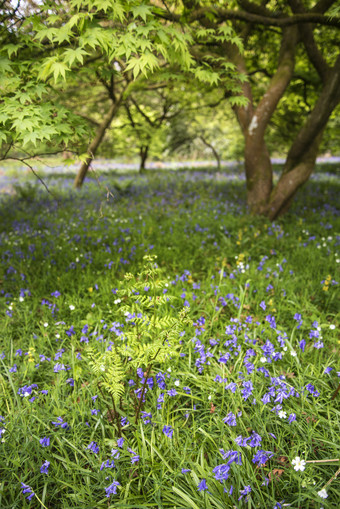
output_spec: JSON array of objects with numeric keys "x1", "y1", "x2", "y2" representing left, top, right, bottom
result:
[
  {"x1": 291, "y1": 456, "x2": 306, "y2": 471},
  {"x1": 100, "y1": 365, "x2": 105, "y2": 372},
  {"x1": 19, "y1": 296, "x2": 24, "y2": 302},
  {"x1": 43, "y1": 322, "x2": 48, "y2": 327},
  {"x1": 260, "y1": 356, "x2": 267, "y2": 363},
  {"x1": 167, "y1": 367, "x2": 172, "y2": 373},
  {"x1": 69, "y1": 305, "x2": 75, "y2": 311},
  {"x1": 114, "y1": 298, "x2": 121, "y2": 305},
  {"x1": 55, "y1": 334, "x2": 60, "y2": 339},
  {"x1": 174, "y1": 380, "x2": 180, "y2": 386},
  {"x1": 75, "y1": 257, "x2": 79, "y2": 263},
  {"x1": 208, "y1": 394, "x2": 212, "y2": 400},
  {"x1": 283, "y1": 346, "x2": 288, "y2": 352},
  {"x1": 290, "y1": 350, "x2": 297, "y2": 357},
  {"x1": 278, "y1": 410, "x2": 287, "y2": 419},
  {"x1": 317, "y1": 489, "x2": 328, "y2": 499},
  {"x1": 330, "y1": 324, "x2": 336, "y2": 330}
]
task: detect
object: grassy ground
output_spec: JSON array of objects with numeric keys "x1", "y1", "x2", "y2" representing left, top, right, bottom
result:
[{"x1": 0, "y1": 169, "x2": 339, "y2": 508}]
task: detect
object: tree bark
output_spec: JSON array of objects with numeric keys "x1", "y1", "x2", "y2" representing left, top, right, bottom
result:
[
  {"x1": 231, "y1": 27, "x2": 298, "y2": 214},
  {"x1": 139, "y1": 145, "x2": 149, "y2": 173},
  {"x1": 74, "y1": 101, "x2": 119, "y2": 188}
]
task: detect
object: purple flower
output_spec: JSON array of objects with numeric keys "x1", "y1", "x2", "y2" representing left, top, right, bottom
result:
[
  {"x1": 167, "y1": 389, "x2": 177, "y2": 397},
  {"x1": 182, "y1": 468, "x2": 191, "y2": 474},
  {"x1": 324, "y1": 367, "x2": 333, "y2": 374},
  {"x1": 141, "y1": 411, "x2": 152, "y2": 424},
  {"x1": 87, "y1": 441, "x2": 99, "y2": 454},
  {"x1": 52, "y1": 417, "x2": 69, "y2": 429},
  {"x1": 288, "y1": 413, "x2": 296, "y2": 423},
  {"x1": 39, "y1": 437, "x2": 50, "y2": 447},
  {"x1": 238, "y1": 485, "x2": 252, "y2": 501},
  {"x1": 260, "y1": 301, "x2": 266, "y2": 310},
  {"x1": 223, "y1": 412, "x2": 237, "y2": 426},
  {"x1": 40, "y1": 460, "x2": 50, "y2": 474},
  {"x1": 219, "y1": 449, "x2": 242, "y2": 465},
  {"x1": 117, "y1": 437, "x2": 124, "y2": 448},
  {"x1": 105, "y1": 480, "x2": 120, "y2": 497},
  {"x1": 252, "y1": 450, "x2": 274, "y2": 466},
  {"x1": 100, "y1": 459, "x2": 115, "y2": 470},
  {"x1": 162, "y1": 425, "x2": 173, "y2": 438},
  {"x1": 197, "y1": 479, "x2": 208, "y2": 492},
  {"x1": 21, "y1": 482, "x2": 35, "y2": 501},
  {"x1": 213, "y1": 463, "x2": 230, "y2": 481},
  {"x1": 131, "y1": 455, "x2": 140, "y2": 464},
  {"x1": 299, "y1": 339, "x2": 306, "y2": 352}
]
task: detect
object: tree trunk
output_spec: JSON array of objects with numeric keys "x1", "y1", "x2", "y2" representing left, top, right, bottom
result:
[
  {"x1": 139, "y1": 145, "x2": 149, "y2": 173},
  {"x1": 74, "y1": 102, "x2": 119, "y2": 188},
  {"x1": 230, "y1": 29, "x2": 340, "y2": 219},
  {"x1": 199, "y1": 135, "x2": 221, "y2": 170}
]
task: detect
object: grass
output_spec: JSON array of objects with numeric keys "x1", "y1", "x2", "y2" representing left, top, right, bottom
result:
[{"x1": 0, "y1": 168, "x2": 339, "y2": 508}]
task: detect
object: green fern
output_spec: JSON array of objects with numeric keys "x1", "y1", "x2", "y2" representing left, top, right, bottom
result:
[{"x1": 86, "y1": 254, "x2": 192, "y2": 425}]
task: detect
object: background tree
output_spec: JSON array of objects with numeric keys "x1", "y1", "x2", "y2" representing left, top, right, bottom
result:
[{"x1": 162, "y1": 0, "x2": 340, "y2": 218}]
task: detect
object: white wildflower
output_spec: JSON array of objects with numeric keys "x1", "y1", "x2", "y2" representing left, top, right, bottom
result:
[
  {"x1": 317, "y1": 489, "x2": 328, "y2": 499},
  {"x1": 291, "y1": 456, "x2": 306, "y2": 471}
]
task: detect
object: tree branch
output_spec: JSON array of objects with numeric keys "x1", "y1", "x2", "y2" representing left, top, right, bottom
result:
[
  {"x1": 159, "y1": 7, "x2": 340, "y2": 28},
  {"x1": 250, "y1": 26, "x2": 298, "y2": 138},
  {"x1": 288, "y1": 0, "x2": 330, "y2": 82}
]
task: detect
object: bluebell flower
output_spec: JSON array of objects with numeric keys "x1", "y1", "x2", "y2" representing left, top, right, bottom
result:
[
  {"x1": 223, "y1": 412, "x2": 237, "y2": 426},
  {"x1": 39, "y1": 437, "x2": 50, "y2": 447},
  {"x1": 131, "y1": 454, "x2": 140, "y2": 464},
  {"x1": 100, "y1": 459, "x2": 115, "y2": 470},
  {"x1": 197, "y1": 479, "x2": 208, "y2": 492},
  {"x1": 117, "y1": 437, "x2": 124, "y2": 448},
  {"x1": 162, "y1": 425, "x2": 173, "y2": 438},
  {"x1": 87, "y1": 441, "x2": 99, "y2": 454},
  {"x1": 40, "y1": 460, "x2": 50, "y2": 474},
  {"x1": 252, "y1": 450, "x2": 274, "y2": 466},
  {"x1": 213, "y1": 463, "x2": 230, "y2": 482},
  {"x1": 238, "y1": 485, "x2": 252, "y2": 500},
  {"x1": 288, "y1": 413, "x2": 296, "y2": 423},
  {"x1": 121, "y1": 417, "x2": 129, "y2": 426},
  {"x1": 299, "y1": 339, "x2": 306, "y2": 352},
  {"x1": 105, "y1": 480, "x2": 120, "y2": 497},
  {"x1": 181, "y1": 468, "x2": 191, "y2": 474},
  {"x1": 167, "y1": 388, "x2": 177, "y2": 397},
  {"x1": 21, "y1": 482, "x2": 35, "y2": 501},
  {"x1": 52, "y1": 417, "x2": 69, "y2": 429}
]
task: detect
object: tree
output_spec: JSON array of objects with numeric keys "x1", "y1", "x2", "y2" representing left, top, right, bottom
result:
[
  {"x1": 159, "y1": 0, "x2": 340, "y2": 218},
  {"x1": 1, "y1": 1, "x2": 339, "y2": 218},
  {"x1": 0, "y1": 0, "x2": 243, "y2": 186}
]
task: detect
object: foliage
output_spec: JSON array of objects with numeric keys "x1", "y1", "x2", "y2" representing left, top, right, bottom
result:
[
  {"x1": 0, "y1": 167, "x2": 339, "y2": 506},
  {"x1": 0, "y1": 0, "x2": 244, "y2": 161}
]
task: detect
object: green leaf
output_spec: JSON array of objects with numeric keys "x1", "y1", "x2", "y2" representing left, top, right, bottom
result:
[
  {"x1": 132, "y1": 3, "x2": 153, "y2": 22},
  {"x1": 51, "y1": 61, "x2": 69, "y2": 82}
]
